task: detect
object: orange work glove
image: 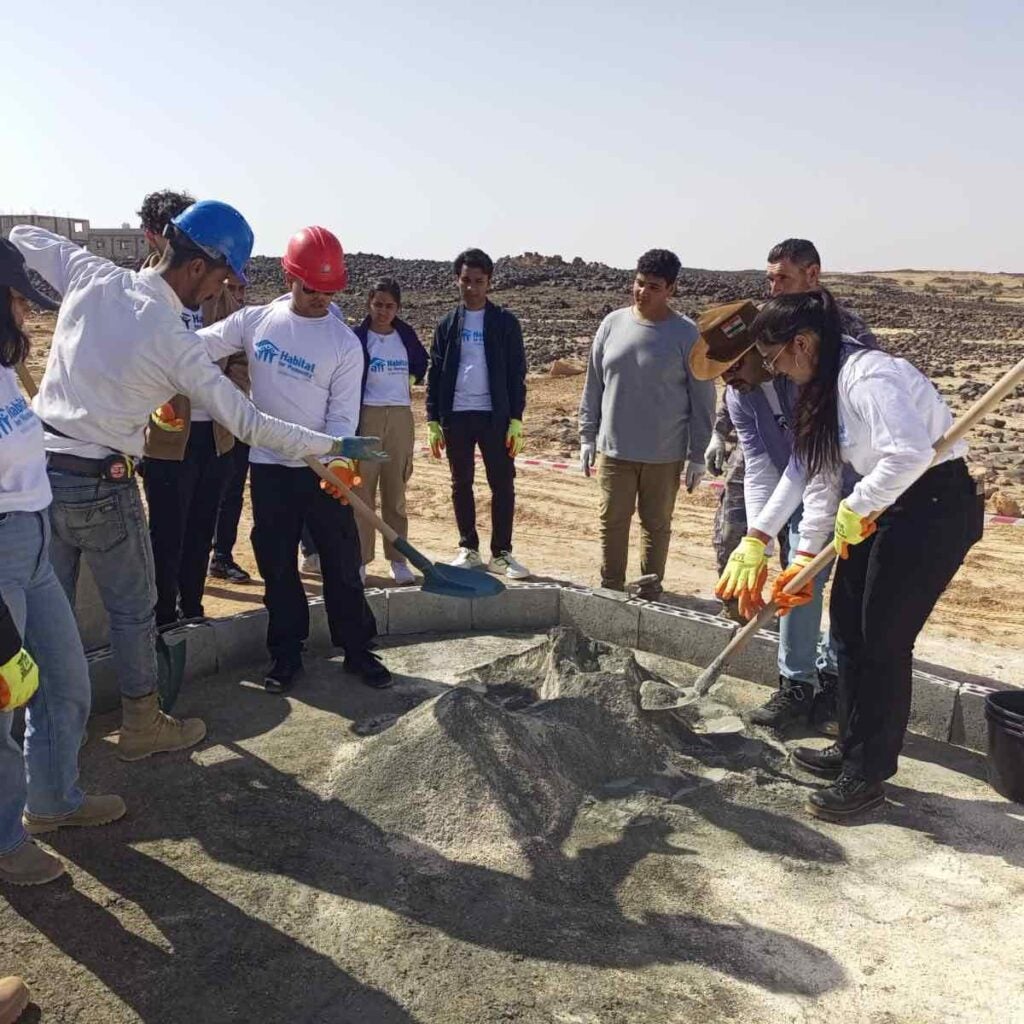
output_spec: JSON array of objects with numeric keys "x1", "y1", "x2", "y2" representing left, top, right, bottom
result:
[
  {"x1": 715, "y1": 536, "x2": 769, "y2": 620},
  {"x1": 771, "y1": 553, "x2": 816, "y2": 617},
  {"x1": 833, "y1": 500, "x2": 878, "y2": 560},
  {"x1": 320, "y1": 458, "x2": 361, "y2": 505},
  {"x1": 150, "y1": 402, "x2": 185, "y2": 432}
]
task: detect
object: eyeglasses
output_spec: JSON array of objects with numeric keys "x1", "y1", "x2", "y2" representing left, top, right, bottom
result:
[{"x1": 760, "y1": 343, "x2": 789, "y2": 374}]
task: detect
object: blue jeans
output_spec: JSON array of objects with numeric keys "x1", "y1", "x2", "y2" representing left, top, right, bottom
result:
[
  {"x1": 0, "y1": 511, "x2": 89, "y2": 855},
  {"x1": 47, "y1": 472, "x2": 158, "y2": 699},
  {"x1": 777, "y1": 508, "x2": 837, "y2": 689}
]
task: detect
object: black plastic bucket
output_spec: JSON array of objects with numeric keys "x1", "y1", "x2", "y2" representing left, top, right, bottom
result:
[{"x1": 985, "y1": 691, "x2": 1024, "y2": 803}]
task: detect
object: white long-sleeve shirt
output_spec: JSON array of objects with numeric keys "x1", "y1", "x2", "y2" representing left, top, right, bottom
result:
[
  {"x1": 0, "y1": 366, "x2": 50, "y2": 513},
  {"x1": 751, "y1": 347, "x2": 967, "y2": 553},
  {"x1": 9, "y1": 225, "x2": 337, "y2": 462},
  {"x1": 198, "y1": 301, "x2": 364, "y2": 467}
]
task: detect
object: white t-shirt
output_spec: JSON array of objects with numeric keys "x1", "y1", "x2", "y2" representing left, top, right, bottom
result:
[
  {"x1": 363, "y1": 329, "x2": 411, "y2": 407},
  {"x1": 180, "y1": 307, "x2": 213, "y2": 422},
  {"x1": 199, "y1": 300, "x2": 364, "y2": 468},
  {"x1": 452, "y1": 308, "x2": 492, "y2": 412},
  {"x1": 0, "y1": 366, "x2": 51, "y2": 513}
]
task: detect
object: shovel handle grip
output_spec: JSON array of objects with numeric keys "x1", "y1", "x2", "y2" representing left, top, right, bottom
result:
[{"x1": 303, "y1": 456, "x2": 399, "y2": 545}]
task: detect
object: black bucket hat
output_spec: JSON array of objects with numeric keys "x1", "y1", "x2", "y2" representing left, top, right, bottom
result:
[{"x1": 0, "y1": 238, "x2": 59, "y2": 311}]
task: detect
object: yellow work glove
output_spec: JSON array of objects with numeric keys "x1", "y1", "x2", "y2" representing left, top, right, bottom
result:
[
  {"x1": 427, "y1": 421, "x2": 445, "y2": 459},
  {"x1": 506, "y1": 419, "x2": 525, "y2": 458},
  {"x1": 771, "y1": 553, "x2": 816, "y2": 617},
  {"x1": 150, "y1": 402, "x2": 185, "y2": 432},
  {"x1": 715, "y1": 536, "x2": 769, "y2": 620},
  {"x1": 833, "y1": 500, "x2": 877, "y2": 560},
  {"x1": 0, "y1": 647, "x2": 40, "y2": 711},
  {"x1": 320, "y1": 458, "x2": 361, "y2": 505}
]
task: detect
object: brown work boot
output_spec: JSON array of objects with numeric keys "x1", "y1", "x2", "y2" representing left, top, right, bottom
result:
[
  {"x1": 118, "y1": 691, "x2": 206, "y2": 762},
  {"x1": 0, "y1": 976, "x2": 30, "y2": 1023},
  {"x1": 0, "y1": 840, "x2": 65, "y2": 887},
  {"x1": 24, "y1": 793, "x2": 127, "y2": 835}
]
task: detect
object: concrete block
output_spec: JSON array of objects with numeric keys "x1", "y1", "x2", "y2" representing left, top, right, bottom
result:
[
  {"x1": 212, "y1": 609, "x2": 269, "y2": 673},
  {"x1": 87, "y1": 651, "x2": 120, "y2": 714},
  {"x1": 176, "y1": 622, "x2": 217, "y2": 681},
  {"x1": 386, "y1": 587, "x2": 473, "y2": 636},
  {"x1": 559, "y1": 588, "x2": 639, "y2": 648},
  {"x1": 75, "y1": 561, "x2": 110, "y2": 652},
  {"x1": 366, "y1": 588, "x2": 388, "y2": 635},
  {"x1": 637, "y1": 602, "x2": 777, "y2": 687},
  {"x1": 950, "y1": 683, "x2": 998, "y2": 753},
  {"x1": 908, "y1": 669, "x2": 959, "y2": 744},
  {"x1": 472, "y1": 584, "x2": 559, "y2": 632}
]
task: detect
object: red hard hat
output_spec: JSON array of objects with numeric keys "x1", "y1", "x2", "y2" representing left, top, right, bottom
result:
[{"x1": 281, "y1": 225, "x2": 348, "y2": 292}]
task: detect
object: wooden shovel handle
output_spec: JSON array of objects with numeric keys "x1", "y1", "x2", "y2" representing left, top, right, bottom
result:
[{"x1": 303, "y1": 456, "x2": 399, "y2": 545}]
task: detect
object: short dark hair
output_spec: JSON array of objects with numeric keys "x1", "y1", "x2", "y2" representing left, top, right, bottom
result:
[
  {"x1": 138, "y1": 190, "x2": 196, "y2": 234},
  {"x1": 453, "y1": 248, "x2": 494, "y2": 278},
  {"x1": 0, "y1": 286, "x2": 31, "y2": 368},
  {"x1": 368, "y1": 277, "x2": 402, "y2": 308},
  {"x1": 767, "y1": 238, "x2": 821, "y2": 268},
  {"x1": 163, "y1": 229, "x2": 224, "y2": 274},
  {"x1": 635, "y1": 249, "x2": 681, "y2": 284}
]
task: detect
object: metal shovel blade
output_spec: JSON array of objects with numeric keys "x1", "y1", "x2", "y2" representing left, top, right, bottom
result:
[{"x1": 421, "y1": 562, "x2": 507, "y2": 599}]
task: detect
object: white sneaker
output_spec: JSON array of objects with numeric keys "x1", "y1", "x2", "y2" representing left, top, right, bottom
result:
[
  {"x1": 450, "y1": 547, "x2": 485, "y2": 570},
  {"x1": 300, "y1": 554, "x2": 321, "y2": 575},
  {"x1": 359, "y1": 564, "x2": 367, "y2": 584},
  {"x1": 488, "y1": 551, "x2": 531, "y2": 579},
  {"x1": 390, "y1": 561, "x2": 415, "y2": 585}
]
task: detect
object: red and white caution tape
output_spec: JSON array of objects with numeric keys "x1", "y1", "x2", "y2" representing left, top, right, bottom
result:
[{"x1": 413, "y1": 446, "x2": 1024, "y2": 526}]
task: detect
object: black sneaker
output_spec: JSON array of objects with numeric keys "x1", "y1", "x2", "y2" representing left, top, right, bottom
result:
[
  {"x1": 812, "y1": 672, "x2": 840, "y2": 737},
  {"x1": 343, "y1": 649, "x2": 393, "y2": 689},
  {"x1": 791, "y1": 742, "x2": 844, "y2": 778},
  {"x1": 748, "y1": 681, "x2": 814, "y2": 728},
  {"x1": 806, "y1": 771, "x2": 885, "y2": 822},
  {"x1": 265, "y1": 657, "x2": 304, "y2": 694},
  {"x1": 209, "y1": 557, "x2": 252, "y2": 583}
]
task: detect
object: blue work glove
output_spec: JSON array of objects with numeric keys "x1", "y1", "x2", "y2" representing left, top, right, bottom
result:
[{"x1": 330, "y1": 436, "x2": 389, "y2": 462}]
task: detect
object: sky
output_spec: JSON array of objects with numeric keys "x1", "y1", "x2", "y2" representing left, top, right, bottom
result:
[{"x1": 2, "y1": 1, "x2": 1022, "y2": 272}]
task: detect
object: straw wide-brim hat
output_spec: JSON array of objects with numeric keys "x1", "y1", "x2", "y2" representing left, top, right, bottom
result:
[{"x1": 689, "y1": 299, "x2": 760, "y2": 381}]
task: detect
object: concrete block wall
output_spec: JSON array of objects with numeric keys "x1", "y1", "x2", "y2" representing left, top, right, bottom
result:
[{"x1": 83, "y1": 582, "x2": 1018, "y2": 754}]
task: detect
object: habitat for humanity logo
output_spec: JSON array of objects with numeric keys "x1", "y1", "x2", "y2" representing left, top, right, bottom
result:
[
  {"x1": 368, "y1": 357, "x2": 387, "y2": 373},
  {"x1": 0, "y1": 395, "x2": 33, "y2": 438},
  {"x1": 254, "y1": 338, "x2": 316, "y2": 380}
]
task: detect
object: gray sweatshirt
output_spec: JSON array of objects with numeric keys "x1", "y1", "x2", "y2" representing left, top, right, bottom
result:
[{"x1": 578, "y1": 307, "x2": 716, "y2": 464}]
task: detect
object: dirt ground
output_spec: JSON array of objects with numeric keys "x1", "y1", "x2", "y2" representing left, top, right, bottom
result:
[{"x1": 3, "y1": 632, "x2": 1022, "y2": 1023}]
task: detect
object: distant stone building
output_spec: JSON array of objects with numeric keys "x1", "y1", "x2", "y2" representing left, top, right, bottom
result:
[{"x1": 0, "y1": 214, "x2": 148, "y2": 263}]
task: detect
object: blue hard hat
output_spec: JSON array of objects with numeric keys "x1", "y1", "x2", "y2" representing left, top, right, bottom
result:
[{"x1": 170, "y1": 200, "x2": 254, "y2": 284}]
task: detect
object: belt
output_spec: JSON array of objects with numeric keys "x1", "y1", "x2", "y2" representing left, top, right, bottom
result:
[{"x1": 46, "y1": 452, "x2": 136, "y2": 482}]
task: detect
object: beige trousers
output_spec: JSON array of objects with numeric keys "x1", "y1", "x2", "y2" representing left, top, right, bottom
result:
[
  {"x1": 597, "y1": 454, "x2": 682, "y2": 589},
  {"x1": 353, "y1": 405, "x2": 415, "y2": 564}
]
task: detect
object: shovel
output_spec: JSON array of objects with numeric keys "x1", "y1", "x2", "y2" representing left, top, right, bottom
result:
[
  {"x1": 303, "y1": 456, "x2": 505, "y2": 600},
  {"x1": 642, "y1": 353, "x2": 1024, "y2": 713}
]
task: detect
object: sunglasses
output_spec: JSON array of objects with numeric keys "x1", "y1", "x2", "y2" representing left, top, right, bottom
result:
[{"x1": 301, "y1": 285, "x2": 337, "y2": 297}]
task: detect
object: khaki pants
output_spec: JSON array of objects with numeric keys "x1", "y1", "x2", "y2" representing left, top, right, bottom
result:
[
  {"x1": 353, "y1": 405, "x2": 415, "y2": 565},
  {"x1": 597, "y1": 454, "x2": 682, "y2": 589}
]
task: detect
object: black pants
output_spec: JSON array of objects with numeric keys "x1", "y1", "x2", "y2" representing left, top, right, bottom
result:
[
  {"x1": 831, "y1": 459, "x2": 983, "y2": 783},
  {"x1": 249, "y1": 463, "x2": 376, "y2": 661},
  {"x1": 143, "y1": 423, "x2": 229, "y2": 625},
  {"x1": 212, "y1": 441, "x2": 250, "y2": 561},
  {"x1": 444, "y1": 411, "x2": 515, "y2": 556}
]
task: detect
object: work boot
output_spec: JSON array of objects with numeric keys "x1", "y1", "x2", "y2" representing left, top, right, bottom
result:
[
  {"x1": 806, "y1": 771, "x2": 885, "y2": 822},
  {"x1": 24, "y1": 794, "x2": 127, "y2": 835},
  {"x1": 118, "y1": 692, "x2": 207, "y2": 762},
  {"x1": 265, "y1": 656, "x2": 304, "y2": 694},
  {"x1": 748, "y1": 680, "x2": 813, "y2": 729},
  {"x1": 790, "y1": 742, "x2": 844, "y2": 778},
  {"x1": 812, "y1": 671, "x2": 840, "y2": 737},
  {"x1": 0, "y1": 976, "x2": 30, "y2": 1023},
  {"x1": 0, "y1": 840, "x2": 65, "y2": 887},
  {"x1": 344, "y1": 649, "x2": 393, "y2": 689}
]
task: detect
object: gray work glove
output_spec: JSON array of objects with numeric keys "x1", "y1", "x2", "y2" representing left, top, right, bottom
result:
[
  {"x1": 704, "y1": 433, "x2": 728, "y2": 477},
  {"x1": 330, "y1": 436, "x2": 389, "y2": 461},
  {"x1": 684, "y1": 460, "x2": 706, "y2": 493},
  {"x1": 580, "y1": 441, "x2": 596, "y2": 478}
]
